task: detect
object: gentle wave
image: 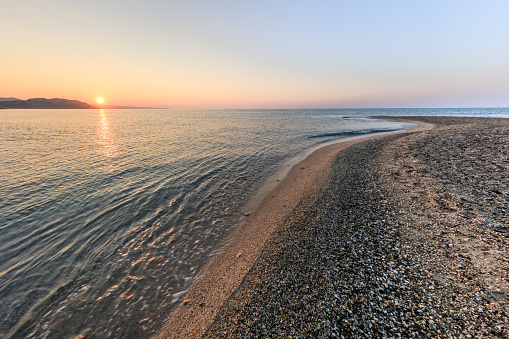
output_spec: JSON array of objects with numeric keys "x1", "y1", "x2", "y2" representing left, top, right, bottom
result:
[
  {"x1": 1, "y1": 108, "x2": 508, "y2": 338},
  {"x1": 308, "y1": 128, "x2": 403, "y2": 139}
]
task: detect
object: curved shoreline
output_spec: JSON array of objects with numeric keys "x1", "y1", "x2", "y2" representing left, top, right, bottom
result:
[
  {"x1": 201, "y1": 116, "x2": 509, "y2": 338},
  {"x1": 158, "y1": 118, "x2": 431, "y2": 338}
]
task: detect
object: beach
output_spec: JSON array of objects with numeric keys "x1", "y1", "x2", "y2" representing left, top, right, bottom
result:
[{"x1": 159, "y1": 116, "x2": 509, "y2": 338}]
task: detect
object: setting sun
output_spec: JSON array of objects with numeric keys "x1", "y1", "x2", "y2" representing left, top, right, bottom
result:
[{"x1": 97, "y1": 98, "x2": 104, "y2": 104}]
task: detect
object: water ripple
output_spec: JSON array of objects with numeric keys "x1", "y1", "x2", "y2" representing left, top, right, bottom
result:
[{"x1": 1, "y1": 108, "x2": 487, "y2": 338}]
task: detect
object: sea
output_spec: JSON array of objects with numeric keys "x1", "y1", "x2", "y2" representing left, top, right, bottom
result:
[{"x1": 1, "y1": 107, "x2": 508, "y2": 338}]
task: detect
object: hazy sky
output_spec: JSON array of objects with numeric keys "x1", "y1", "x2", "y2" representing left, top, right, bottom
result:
[{"x1": 2, "y1": 1, "x2": 509, "y2": 108}]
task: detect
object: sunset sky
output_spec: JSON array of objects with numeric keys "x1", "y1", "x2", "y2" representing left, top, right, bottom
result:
[{"x1": 2, "y1": 1, "x2": 509, "y2": 109}]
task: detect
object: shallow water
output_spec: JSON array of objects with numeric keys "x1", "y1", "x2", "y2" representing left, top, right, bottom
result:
[{"x1": 0, "y1": 108, "x2": 507, "y2": 338}]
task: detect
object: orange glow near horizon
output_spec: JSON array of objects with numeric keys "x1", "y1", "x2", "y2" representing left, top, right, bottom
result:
[{"x1": 1, "y1": 2, "x2": 509, "y2": 109}]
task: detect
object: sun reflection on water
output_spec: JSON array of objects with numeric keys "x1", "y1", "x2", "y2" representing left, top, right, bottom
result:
[{"x1": 98, "y1": 109, "x2": 118, "y2": 165}]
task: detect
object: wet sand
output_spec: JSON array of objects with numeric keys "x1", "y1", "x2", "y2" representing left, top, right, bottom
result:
[
  {"x1": 160, "y1": 116, "x2": 509, "y2": 338},
  {"x1": 158, "y1": 120, "x2": 430, "y2": 338}
]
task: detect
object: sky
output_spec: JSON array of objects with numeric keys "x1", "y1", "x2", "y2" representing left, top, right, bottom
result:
[{"x1": 1, "y1": 0, "x2": 509, "y2": 109}]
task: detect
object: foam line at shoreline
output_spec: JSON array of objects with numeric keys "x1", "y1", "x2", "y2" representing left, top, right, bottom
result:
[{"x1": 158, "y1": 117, "x2": 432, "y2": 339}]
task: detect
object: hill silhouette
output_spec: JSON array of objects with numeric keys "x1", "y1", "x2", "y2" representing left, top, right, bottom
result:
[{"x1": 0, "y1": 98, "x2": 97, "y2": 109}]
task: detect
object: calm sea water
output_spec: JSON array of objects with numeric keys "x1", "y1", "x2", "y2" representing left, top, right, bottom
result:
[{"x1": 1, "y1": 108, "x2": 508, "y2": 338}]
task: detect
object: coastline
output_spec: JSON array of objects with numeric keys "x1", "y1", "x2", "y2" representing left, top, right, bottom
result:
[
  {"x1": 158, "y1": 119, "x2": 430, "y2": 338},
  {"x1": 201, "y1": 116, "x2": 509, "y2": 338},
  {"x1": 159, "y1": 116, "x2": 509, "y2": 338}
]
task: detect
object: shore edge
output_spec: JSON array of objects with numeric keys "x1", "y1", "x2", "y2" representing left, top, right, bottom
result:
[{"x1": 157, "y1": 117, "x2": 431, "y2": 339}]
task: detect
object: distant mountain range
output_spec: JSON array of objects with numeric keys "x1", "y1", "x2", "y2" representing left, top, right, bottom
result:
[
  {"x1": 0, "y1": 97, "x2": 160, "y2": 109},
  {"x1": 0, "y1": 98, "x2": 97, "y2": 109},
  {"x1": 0, "y1": 97, "x2": 21, "y2": 102}
]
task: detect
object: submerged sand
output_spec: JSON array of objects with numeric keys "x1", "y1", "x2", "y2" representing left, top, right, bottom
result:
[
  {"x1": 158, "y1": 120, "x2": 430, "y2": 338},
  {"x1": 159, "y1": 117, "x2": 509, "y2": 338}
]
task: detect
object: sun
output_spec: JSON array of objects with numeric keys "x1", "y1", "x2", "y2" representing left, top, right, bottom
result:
[{"x1": 97, "y1": 98, "x2": 104, "y2": 104}]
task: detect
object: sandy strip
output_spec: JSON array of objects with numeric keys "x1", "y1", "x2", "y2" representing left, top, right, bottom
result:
[
  {"x1": 158, "y1": 118, "x2": 431, "y2": 339},
  {"x1": 201, "y1": 116, "x2": 509, "y2": 338}
]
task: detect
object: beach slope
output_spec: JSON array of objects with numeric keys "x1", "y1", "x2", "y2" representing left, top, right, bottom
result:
[{"x1": 160, "y1": 117, "x2": 509, "y2": 338}]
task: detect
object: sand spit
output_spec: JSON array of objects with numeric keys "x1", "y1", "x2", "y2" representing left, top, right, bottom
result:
[
  {"x1": 158, "y1": 121, "x2": 428, "y2": 338},
  {"x1": 160, "y1": 117, "x2": 509, "y2": 338}
]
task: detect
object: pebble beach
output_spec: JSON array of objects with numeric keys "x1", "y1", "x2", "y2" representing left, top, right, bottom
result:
[{"x1": 160, "y1": 116, "x2": 509, "y2": 338}]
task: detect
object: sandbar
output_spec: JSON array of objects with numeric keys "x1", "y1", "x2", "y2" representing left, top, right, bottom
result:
[{"x1": 158, "y1": 118, "x2": 431, "y2": 338}]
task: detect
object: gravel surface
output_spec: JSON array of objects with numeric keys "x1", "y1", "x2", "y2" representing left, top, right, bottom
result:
[{"x1": 204, "y1": 117, "x2": 509, "y2": 338}]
